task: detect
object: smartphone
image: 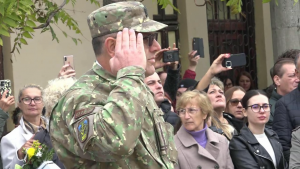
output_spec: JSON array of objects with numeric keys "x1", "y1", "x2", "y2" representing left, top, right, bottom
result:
[
  {"x1": 0, "y1": 80, "x2": 11, "y2": 98},
  {"x1": 64, "y1": 55, "x2": 74, "y2": 71},
  {"x1": 163, "y1": 50, "x2": 179, "y2": 63},
  {"x1": 222, "y1": 53, "x2": 247, "y2": 68},
  {"x1": 192, "y1": 38, "x2": 204, "y2": 58}
]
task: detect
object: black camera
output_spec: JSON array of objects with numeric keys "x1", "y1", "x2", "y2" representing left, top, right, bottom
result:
[{"x1": 163, "y1": 50, "x2": 179, "y2": 63}]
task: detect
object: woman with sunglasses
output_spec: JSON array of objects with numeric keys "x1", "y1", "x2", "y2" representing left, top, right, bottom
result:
[
  {"x1": 174, "y1": 90, "x2": 234, "y2": 169},
  {"x1": 229, "y1": 90, "x2": 287, "y2": 169},
  {"x1": 224, "y1": 86, "x2": 246, "y2": 133}
]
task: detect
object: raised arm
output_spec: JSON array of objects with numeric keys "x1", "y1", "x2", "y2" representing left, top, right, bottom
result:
[{"x1": 195, "y1": 54, "x2": 231, "y2": 91}]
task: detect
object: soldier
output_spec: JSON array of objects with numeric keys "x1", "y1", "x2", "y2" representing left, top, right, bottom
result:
[{"x1": 49, "y1": 1, "x2": 177, "y2": 169}]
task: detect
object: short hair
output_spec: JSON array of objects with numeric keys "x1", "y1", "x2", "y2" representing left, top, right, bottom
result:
[
  {"x1": 92, "y1": 33, "x2": 117, "y2": 56},
  {"x1": 12, "y1": 107, "x2": 22, "y2": 125},
  {"x1": 241, "y1": 90, "x2": 268, "y2": 109},
  {"x1": 273, "y1": 58, "x2": 294, "y2": 80},
  {"x1": 210, "y1": 77, "x2": 224, "y2": 91},
  {"x1": 278, "y1": 49, "x2": 300, "y2": 60},
  {"x1": 277, "y1": 49, "x2": 300, "y2": 69},
  {"x1": 157, "y1": 71, "x2": 167, "y2": 77},
  {"x1": 224, "y1": 86, "x2": 246, "y2": 112},
  {"x1": 18, "y1": 84, "x2": 43, "y2": 102},
  {"x1": 43, "y1": 77, "x2": 77, "y2": 118},
  {"x1": 236, "y1": 71, "x2": 254, "y2": 90},
  {"x1": 176, "y1": 90, "x2": 213, "y2": 123}
]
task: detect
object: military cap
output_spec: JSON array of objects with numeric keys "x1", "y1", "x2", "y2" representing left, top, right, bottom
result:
[{"x1": 87, "y1": 1, "x2": 168, "y2": 38}]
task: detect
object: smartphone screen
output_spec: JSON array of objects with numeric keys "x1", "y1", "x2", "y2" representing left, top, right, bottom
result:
[
  {"x1": 192, "y1": 38, "x2": 204, "y2": 58},
  {"x1": 64, "y1": 55, "x2": 74, "y2": 71},
  {"x1": 0, "y1": 80, "x2": 11, "y2": 98},
  {"x1": 222, "y1": 53, "x2": 246, "y2": 68}
]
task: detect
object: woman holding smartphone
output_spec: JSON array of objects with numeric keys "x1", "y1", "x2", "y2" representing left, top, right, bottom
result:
[{"x1": 229, "y1": 90, "x2": 287, "y2": 169}]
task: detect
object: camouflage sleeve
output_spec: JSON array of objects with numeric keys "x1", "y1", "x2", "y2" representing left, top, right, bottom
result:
[{"x1": 65, "y1": 66, "x2": 148, "y2": 161}]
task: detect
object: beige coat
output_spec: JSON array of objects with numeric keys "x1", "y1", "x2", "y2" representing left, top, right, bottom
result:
[{"x1": 175, "y1": 126, "x2": 234, "y2": 169}]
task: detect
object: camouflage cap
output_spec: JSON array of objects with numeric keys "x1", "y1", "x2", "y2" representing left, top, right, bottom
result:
[{"x1": 87, "y1": 1, "x2": 168, "y2": 38}]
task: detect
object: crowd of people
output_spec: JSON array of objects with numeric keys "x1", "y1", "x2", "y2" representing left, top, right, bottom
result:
[{"x1": 0, "y1": 1, "x2": 300, "y2": 169}]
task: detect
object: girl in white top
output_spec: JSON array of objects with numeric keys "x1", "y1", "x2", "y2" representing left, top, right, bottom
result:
[{"x1": 229, "y1": 90, "x2": 287, "y2": 169}]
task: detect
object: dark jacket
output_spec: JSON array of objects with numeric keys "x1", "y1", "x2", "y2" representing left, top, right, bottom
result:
[
  {"x1": 230, "y1": 126, "x2": 287, "y2": 169},
  {"x1": 34, "y1": 129, "x2": 65, "y2": 169},
  {"x1": 164, "y1": 65, "x2": 180, "y2": 102},
  {"x1": 160, "y1": 99, "x2": 179, "y2": 127},
  {"x1": 266, "y1": 89, "x2": 282, "y2": 129},
  {"x1": 0, "y1": 108, "x2": 8, "y2": 169},
  {"x1": 272, "y1": 84, "x2": 300, "y2": 163},
  {"x1": 223, "y1": 112, "x2": 244, "y2": 133}
]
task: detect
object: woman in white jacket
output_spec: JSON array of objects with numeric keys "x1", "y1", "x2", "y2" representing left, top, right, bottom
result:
[{"x1": 1, "y1": 84, "x2": 45, "y2": 169}]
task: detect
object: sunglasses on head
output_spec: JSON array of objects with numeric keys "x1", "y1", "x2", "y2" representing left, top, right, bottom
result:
[{"x1": 229, "y1": 99, "x2": 242, "y2": 106}]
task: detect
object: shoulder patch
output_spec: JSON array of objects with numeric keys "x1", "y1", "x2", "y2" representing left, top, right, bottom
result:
[
  {"x1": 77, "y1": 118, "x2": 89, "y2": 142},
  {"x1": 74, "y1": 107, "x2": 95, "y2": 119},
  {"x1": 293, "y1": 125, "x2": 300, "y2": 132}
]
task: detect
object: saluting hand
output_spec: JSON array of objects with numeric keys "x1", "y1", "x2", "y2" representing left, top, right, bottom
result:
[{"x1": 110, "y1": 28, "x2": 147, "y2": 76}]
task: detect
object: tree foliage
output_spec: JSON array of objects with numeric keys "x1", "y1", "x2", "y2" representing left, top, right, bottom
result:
[
  {"x1": 0, "y1": 0, "x2": 99, "y2": 53},
  {"x1": 0, "y1": 0, "x2": 298, "y2": 54}
]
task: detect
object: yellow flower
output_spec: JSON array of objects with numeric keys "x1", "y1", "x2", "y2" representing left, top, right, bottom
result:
[{"x1": 27, "y1": 148, "x2": 36, "y2": 160}]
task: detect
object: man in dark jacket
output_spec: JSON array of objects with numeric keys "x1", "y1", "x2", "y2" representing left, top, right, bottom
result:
[
  {"x1": 266, "y1": 58, "x2": 299, "y2": 129},
  {"x1": 144, "y1": 72, "x2": 179, "y2": 126},
  {"x1": 273, "y1": 54, "x2": 300, "y2": 163}
]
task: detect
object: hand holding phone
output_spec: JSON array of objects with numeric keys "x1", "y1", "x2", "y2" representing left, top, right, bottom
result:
[
  {"x1": 64, "y1": 55, "x2": 74, "y2": 71},
  {"x1": 192, "y1": 38, "x2": 204, "y2": 58},
  {"x1": 163, "y1": 50, "x2": 179, "y2": 63},
  {"x1": 222, "y1": 53, "x2": 246, "y2": 68},
  {"x1": 0, "y1": 80, "x2": 11, "y2": 98}
]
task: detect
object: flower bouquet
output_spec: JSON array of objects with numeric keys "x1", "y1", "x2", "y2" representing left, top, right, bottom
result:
[{"x1": 15, "y1": 140, "x2": 57, "y2": 169}]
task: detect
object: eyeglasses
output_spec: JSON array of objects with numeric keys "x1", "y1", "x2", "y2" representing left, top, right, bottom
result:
[
  {"x1": 229, "y1": 99, "x2": 242, "y2": 106},
  {"x1": 177, "y1": 108, "x2": 199, "y2": 117},
  {"x1": 20, "y1": 97, "x2": 43, "y2": 105},
  {"x1": 143, "y1": 33, "x2": 158, "y2": 47},
  {"x1": 247, "y1": 104, "x2": 271, "y2": 113}
]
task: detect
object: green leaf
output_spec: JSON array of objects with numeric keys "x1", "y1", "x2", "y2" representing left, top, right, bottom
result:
[
  {"x1": 0, "y1": 24, "x2": 9, "y2": 31},
  {"x1": 26, "y1": 20, "x2": 36, "y2": 27},
  {"x1": 23, "y1": 32, "x2": 32, "y2": 39},
  {"x1": 275, "y1": 0, "x2": 278, "y2": 5},
  {"x1": 0, "y1": 37, "x2": 3, "y2": 46},
  {"x1": 41, "y1": 27, "x2": 49, "y2": 33},
  {"x1": 3, "y1": 17, "x2": 18, "y2": 27},
  {"x1": 294, "y1": 0, "x2": 299, "y2": 5},
  {"x1": 62, "y1": 31, "x2": 67, "y2": 37},
  {"x1": 72, "y1": 38, "x2": 77, "y2": 45},
  {"x1": 263, "y1": 0, "x2": 271, "y2": 3},
  {"x1": 23, "y1": 26, "x2": 34, "y2": 32},
  {"x1": 0, "y1": 28, "x2": 10, "y2": 37},
  {"x1": 49, "y1": 25, "x2": 57, "y2": 41},
  {"x1": 20, "y1": 38, "x2": 28, "y2": 45},
  {"x1": 0, "y1": 3, "x2": 4, "y2": 16},
  {"x1": 7, "y1": 13, "x2": 21, "y2": 21}
]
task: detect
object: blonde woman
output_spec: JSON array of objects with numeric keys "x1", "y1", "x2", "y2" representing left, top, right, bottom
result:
[
  {"x1": 205, "y1": 77, "x2": 235, "y2": 140},
  {"x1": 174, "y1": 90, "x2": 233, "y2": 169}
]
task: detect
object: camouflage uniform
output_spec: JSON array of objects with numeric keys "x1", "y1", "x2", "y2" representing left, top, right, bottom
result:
[{"x1": 50, "y1": 2, "x2": 177, "y2": 169}]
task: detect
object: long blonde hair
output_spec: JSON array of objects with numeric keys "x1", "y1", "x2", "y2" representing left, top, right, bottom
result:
[{"x1": 208, "y1": 77, "x2": 234, "y2": 139}]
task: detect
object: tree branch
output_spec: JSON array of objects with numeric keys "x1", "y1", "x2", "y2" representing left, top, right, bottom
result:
[{"x1": 33, "y1": 0, "x2": 67, "y2": 29}]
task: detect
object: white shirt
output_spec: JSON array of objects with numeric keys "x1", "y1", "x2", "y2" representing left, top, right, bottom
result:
[{"x1": 254, "y1": 133, "x2": 276, "y2": 168}]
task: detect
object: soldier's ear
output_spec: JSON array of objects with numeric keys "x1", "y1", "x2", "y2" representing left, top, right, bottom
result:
[{"x1": 104, "y1": 37, "x2": 116, "y2": 58}]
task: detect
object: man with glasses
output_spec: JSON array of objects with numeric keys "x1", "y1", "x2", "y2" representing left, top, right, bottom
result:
[
  {"x1": 50, "y1": 2, "x2": 177, "y2": 169},
  {"x1": 273, "y1": 53, "x2": 300, "y2": 163}
]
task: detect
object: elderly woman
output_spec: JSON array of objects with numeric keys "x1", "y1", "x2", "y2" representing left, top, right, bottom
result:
[
  {"x1": 205, "y1": 77, "x2": 235, "y2": 140},
  {"x1": 174, "y1": 90, "x2": 234, "y2": 169},
  {"x1": 224, "y1": 86, "x2": 246, "y2": 132},
  {"x1": 230, "y1": 90, "x2": 287, "y2": 169}
]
